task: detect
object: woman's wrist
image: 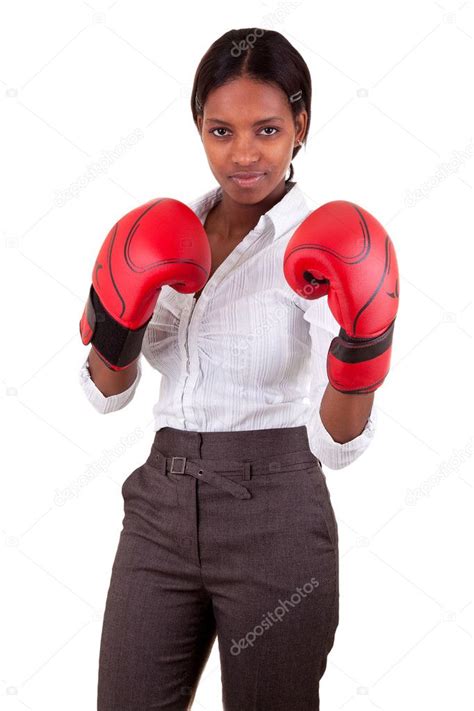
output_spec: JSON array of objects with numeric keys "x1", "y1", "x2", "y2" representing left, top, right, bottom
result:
[
  {"x1": 87, "y1": 347, "x2": 138, "y2": 398},
  {"x1": 319, "y1": 383, "x2": 374, "y2": 444}
]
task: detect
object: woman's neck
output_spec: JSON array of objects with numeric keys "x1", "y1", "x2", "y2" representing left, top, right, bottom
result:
[{"x1": 206, "y1": 180, "x2": 292, "y2": 241}]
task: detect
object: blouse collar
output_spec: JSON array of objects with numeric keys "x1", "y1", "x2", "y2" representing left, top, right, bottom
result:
[{"x1": 186, "y1": 181, "x2": 311, "y2": 242}]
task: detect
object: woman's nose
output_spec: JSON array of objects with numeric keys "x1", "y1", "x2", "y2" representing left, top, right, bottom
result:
[{"x1": 231, "y1": 137, "x2": 260, "y2": 165}]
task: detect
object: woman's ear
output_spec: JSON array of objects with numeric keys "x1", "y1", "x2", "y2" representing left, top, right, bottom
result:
[{"x1": 296, "y1": 109, "x2": 308, "y2": 144}]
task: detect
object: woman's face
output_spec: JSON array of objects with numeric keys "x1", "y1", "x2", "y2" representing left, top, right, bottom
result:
[{"x1": 196, "y1": 76, "x2": 307, "y2": 204}]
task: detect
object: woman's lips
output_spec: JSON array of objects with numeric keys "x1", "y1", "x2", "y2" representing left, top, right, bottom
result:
[{"x1": 229, "y1": 173, "x2": 266, "y2": 188}]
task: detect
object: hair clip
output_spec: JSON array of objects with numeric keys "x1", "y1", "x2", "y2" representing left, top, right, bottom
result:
[{"x1": 289, "y1": 89, "x2": 303, "y2": 103}]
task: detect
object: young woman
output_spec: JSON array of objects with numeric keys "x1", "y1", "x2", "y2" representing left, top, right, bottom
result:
[{"x1": 80, "y1": 28, "x2": 388, "y2": 711}]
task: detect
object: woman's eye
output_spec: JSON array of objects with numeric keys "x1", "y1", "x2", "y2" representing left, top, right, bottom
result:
[
  {"x1": 210, "y1": 128, "x2": 230, "y2": 137},
  {"x1": 209, "y1": 127, "x2": 279, "y2": 138}
]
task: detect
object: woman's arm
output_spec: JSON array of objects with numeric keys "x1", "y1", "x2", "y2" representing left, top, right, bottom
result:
[
  {"x1": 320, "y1": 383, "x2": 374, "y2": 444},
  {"x1": 87, "y1": 348, "x2": 138, "y2": 397}
]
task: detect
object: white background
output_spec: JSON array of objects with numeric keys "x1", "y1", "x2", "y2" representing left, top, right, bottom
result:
[{"x1": 1, "y1": 0, "x2": 472, "y2": 709}]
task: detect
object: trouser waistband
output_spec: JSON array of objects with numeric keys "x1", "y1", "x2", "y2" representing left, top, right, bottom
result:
[{"x1": 151, "y1": 425, "x2": 314, "y2": 460}]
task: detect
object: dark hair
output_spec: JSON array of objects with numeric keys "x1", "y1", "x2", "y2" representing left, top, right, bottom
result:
[{"x1": 191, "y1": 28, "x2": 311, "y2": 183}]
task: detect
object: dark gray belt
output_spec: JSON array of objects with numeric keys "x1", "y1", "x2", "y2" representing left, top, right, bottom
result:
[{"x1": 149, "y1": 449, "x2": 321, "y2": 500}]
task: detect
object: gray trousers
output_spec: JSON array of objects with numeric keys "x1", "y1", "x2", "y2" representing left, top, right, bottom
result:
[{"x1": 97, "y1": 425, "x2": 339, "y2": 710}]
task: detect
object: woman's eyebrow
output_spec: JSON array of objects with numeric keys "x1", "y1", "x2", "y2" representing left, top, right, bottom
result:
[{"x1": 205, "y1": 116, "x2": 285, "y2": 126}]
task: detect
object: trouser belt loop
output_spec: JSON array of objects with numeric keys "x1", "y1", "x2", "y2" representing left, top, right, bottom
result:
[{"x1": 243, "y1": 462, "x2": 251, "y2": 481}]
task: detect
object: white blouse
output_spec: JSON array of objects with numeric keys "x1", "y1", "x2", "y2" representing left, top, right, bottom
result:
[{"x1": 79, "y1": 181, "x2": 377, "y2": 469}]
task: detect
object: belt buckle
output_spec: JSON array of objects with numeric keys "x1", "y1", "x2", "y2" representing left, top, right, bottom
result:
[{"x1": 170, "y1": 456, "x2": 186, "y2": 474}]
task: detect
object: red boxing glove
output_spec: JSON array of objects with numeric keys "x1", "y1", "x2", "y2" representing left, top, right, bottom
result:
[
  {"x1": 80, "y1": 198, "x2": 211, "y2": 370},
  {"x1": 283, "y1": 200, "x2": 399, "y2": 394}
]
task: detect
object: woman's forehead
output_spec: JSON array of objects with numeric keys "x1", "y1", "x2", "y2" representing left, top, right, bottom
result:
[{"x1": 204, "y1": 81, "x2": 290, "y2": 120}]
